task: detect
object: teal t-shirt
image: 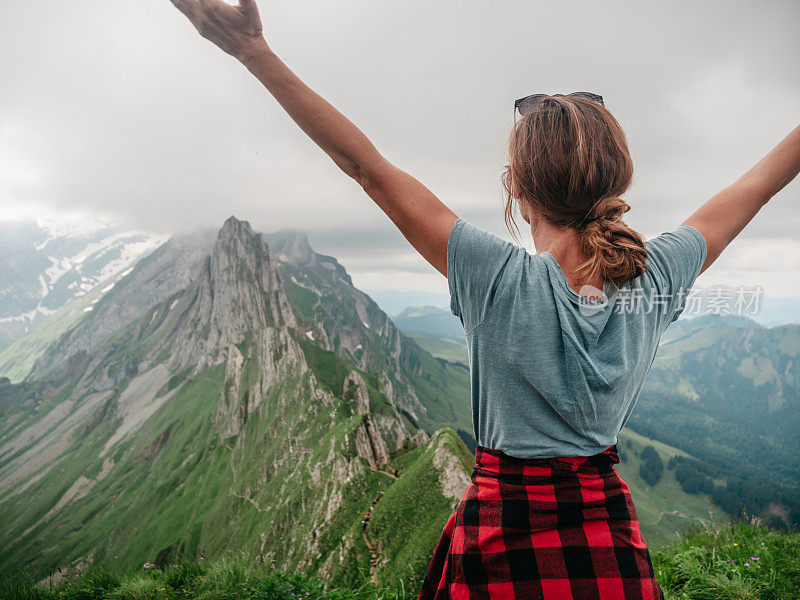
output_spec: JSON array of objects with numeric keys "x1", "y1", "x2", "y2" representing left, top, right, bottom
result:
[{"x1": 447, "y1": 217, "x2": 707, "y2": 458}]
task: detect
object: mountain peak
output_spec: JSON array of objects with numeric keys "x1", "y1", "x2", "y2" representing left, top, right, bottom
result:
[
  {"x1": 220, "y1": 215, "x2": 252, "y2": 236},
  {"x1": 263, "y1": 230, "x2": 316, "y2": 266},
  {"x1": 213, "y1": 217, "x2": 267, "y2": 272},
  {"x1": 209, "y1": 215, "x2": 296, "y2": 324},
  {"x1": 162, "y1": 217, "x2": 296, "y2": 370}
]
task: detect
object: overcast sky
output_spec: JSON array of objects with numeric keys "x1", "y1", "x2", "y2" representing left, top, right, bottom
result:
[{"x1": 1, "y1": 0, "x2": 798, "y2": 300}]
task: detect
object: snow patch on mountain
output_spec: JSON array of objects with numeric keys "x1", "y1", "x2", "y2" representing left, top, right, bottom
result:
[{"x1": 0, "y1": 218, "x2": 168, "y2": 344}]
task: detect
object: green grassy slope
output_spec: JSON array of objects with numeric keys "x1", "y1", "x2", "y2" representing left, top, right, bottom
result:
[
  {"x1": 0, "y1": 317, "x2": 473, "y2": 591},
  {"x1": 616, "y1": 429, "x2": 723, "y2": 547},
  {"x1": 0, "y1": 283, "x2": 107, "y2": 382},
  {"x1": 0, "y1": 363, "x2": 229, "y2": 574},
  {"x1": 403, "y1": 344, "x2": 472, "y2": 435},
  {"x1": 404, "y1": 333, "x2": 467, "y2": 366},
  {"x1": 368, "y1": 429, "x2": 473, "y2": 587},
  {"x1": 651, "y1": 523, "x2": 800, "y2": 600}
]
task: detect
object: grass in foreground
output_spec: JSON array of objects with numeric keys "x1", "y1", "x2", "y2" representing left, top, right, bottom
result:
[
  {"x1": 651, "y1": 522, "x2": 800, "y2": 599},
  {"x1": 0, "y1": 557, "x2": 415, "y2": 600},
  {"x1": 3, "y1": 523, "x2": 797, "y2": 600}
]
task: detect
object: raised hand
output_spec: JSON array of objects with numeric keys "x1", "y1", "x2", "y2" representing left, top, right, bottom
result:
[{"x1": 169, "y1": 0, "x2": 266, "y2": 61}]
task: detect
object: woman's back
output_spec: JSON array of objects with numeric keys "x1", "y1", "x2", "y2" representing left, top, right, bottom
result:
[{"x1": 448, "y1": 218, "x2": 707, "y2": 458}]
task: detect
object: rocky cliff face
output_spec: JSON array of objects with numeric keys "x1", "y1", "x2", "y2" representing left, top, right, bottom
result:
[
  {"x1": 163, "y1": 218, "x2": 296, "y2": 371},
  {"x1": 0, "y1": 217, "x2": 472, "y2": 590},
  {"x1": 264, "y1": 229, "x2": 469, "y2": 437}
]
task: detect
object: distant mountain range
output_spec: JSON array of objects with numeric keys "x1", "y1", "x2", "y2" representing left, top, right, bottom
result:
[
  {"x1": 390, "y1": 306, "x2": 468, "y2": 367},
  {"x1": 391, "y1": 306, "x2": 463, "y2": 339},
  {"x1": 0, "y1": 219, "x2": 166, "y2": 351}
]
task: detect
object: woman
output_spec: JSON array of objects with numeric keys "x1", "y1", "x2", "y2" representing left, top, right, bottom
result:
[{"x1": 168, "y1": 2, "x2": 800, "y2": 598}]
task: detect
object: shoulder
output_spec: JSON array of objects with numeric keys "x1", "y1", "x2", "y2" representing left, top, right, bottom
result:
[
  {"x1": 446, "y1": 218, "x2": 526, "y2": 330},
  {"x1": 449, "y1": 217, "x2": 518, "y2": 250},
  {"x1": 645, "y1": 225, "x2": 707, "y2": 287},
  {"x1": 447, "y1": 218, "x2": 523, "y2": 272},
  {"x1": 646, "y1": 224, "x2": 707, "y2": 257}
]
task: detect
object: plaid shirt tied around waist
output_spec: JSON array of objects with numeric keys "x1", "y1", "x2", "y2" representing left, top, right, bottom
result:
[{"x1": 418, "y1": 445, "x2": 664, "y2": 600}]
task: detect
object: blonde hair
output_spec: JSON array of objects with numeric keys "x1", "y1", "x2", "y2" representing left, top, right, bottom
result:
[{"x1": 502, "y1": 95, "x2": 647, "y2": 284}]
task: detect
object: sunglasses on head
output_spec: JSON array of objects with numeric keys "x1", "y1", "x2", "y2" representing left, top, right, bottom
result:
[{"x1": 514, "y1": 92, "x2": 604, "y2": 124}]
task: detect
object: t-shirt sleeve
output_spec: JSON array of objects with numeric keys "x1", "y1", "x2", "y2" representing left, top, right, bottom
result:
[
  {"x1": 447, "y1": 218, "x2": 521, "y2": 333},
  {"x1": 645, "y1": 224, "x2": 707, "y2": 323}
]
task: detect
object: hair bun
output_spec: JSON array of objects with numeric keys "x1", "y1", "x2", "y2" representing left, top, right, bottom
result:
[
  {"x1": 589, "y1": 196, "x2": 630, "y2": 223},
  {"x1": 574, "y1": 197, "x2": 629, "y2": 229},
  {"x1": 578, "y1": 196, "x2": 647, "y2": 284}
]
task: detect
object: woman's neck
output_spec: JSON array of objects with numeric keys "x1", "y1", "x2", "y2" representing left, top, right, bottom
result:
[{"x1": 530, "y1": 219, "x2": 605, "y2": 295}]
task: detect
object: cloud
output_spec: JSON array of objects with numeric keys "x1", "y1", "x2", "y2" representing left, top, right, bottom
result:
[{"x1": 0, "y1": 0, "x2": 798, "y2": 296}]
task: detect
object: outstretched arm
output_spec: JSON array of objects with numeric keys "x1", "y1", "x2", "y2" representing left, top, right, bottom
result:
[
  {"x1": 683, "y1": 124, "x2": 800, "y2": 274},
  {"x1": 168, "y1": 0, "x2": 457, "y2": 275}
]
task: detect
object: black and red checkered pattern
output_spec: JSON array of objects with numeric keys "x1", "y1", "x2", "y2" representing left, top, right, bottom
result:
[{"x1": 418, "y1": 445, "x2": 663, "y2": 600}]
